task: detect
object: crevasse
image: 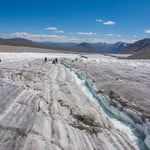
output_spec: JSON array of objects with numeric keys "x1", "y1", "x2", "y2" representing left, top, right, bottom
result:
[{"x1": 63, "y1": 63, "x2": 148, "y2": 150}]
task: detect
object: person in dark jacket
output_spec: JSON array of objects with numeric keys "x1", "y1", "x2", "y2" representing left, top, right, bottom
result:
[
  {"x1": 44, "y1": 57, "x2": 47, "y2": 62},
  {"x1": 55, "y1": 58, "x2": 58, "y2": 63},
  {"x1": 52, "y1": 59, "x2": 55, "y2": 64}
]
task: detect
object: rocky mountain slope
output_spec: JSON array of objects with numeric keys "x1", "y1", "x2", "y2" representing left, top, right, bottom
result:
[
  {"x1": 121, "y1": 39, "x2": 150, "y2": 54},
  {"x1": 93, "y1": 42, "x2": 128, "y2": 53},
  {"x1": 0, "y1": 38, "x2": 70, "y2": 51},
  {"x1": 41, "y1": 42, "x2": 77, "y2": 47},
  {"x1": 0, "y1": 38, "x2": 99, "y2": 53}
]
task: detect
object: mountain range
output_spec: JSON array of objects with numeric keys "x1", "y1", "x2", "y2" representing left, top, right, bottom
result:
[
  {"x1": 0, "y1": 38, "x2": 150, "y2": 58},
  {"x1": 0, "y1": 38, "x2": 129, "y2": 53}
]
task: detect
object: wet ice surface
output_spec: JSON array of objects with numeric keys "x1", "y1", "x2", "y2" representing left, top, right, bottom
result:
[
  {"x1": 64, "y1": 54, "x2": 150, "y2": 116},
  {"x1": 72, "y1": 70, "x2": 140, "y2": 149},
  {"x1": 62, "y1": 54, "x2": 150, "y2": 149},
  {"x1": 67, "y1": 65, "x2": 149, "y2": 150}
]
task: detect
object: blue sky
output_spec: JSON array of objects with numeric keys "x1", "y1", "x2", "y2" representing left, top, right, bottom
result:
[{"x1": 0, "y1": 0, "x2": 150, "y2": 43}]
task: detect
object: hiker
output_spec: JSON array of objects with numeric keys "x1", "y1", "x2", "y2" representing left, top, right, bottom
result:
[
  {"x1": 0, "y1": 59, "x2": 1, "y2": 63},
  {"x1": 52, "y1": 59, "x2": 55, "y2": 64},
  {"x1": 44, "y1": 57, "x2": 47, "y2": 62},
  {"x1": 55, "y1": 58, "x2": 58, "y2": 63}
]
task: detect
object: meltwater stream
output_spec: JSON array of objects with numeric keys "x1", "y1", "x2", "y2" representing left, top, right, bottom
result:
[{"x1": 63, "y1": 63, "x2": 148, "y2": 150}]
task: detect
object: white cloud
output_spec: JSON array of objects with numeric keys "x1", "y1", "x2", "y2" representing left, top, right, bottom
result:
[
  {"x1": 118, "y1": 39, "x2": 137, "y2": 43},
  {"x1": 45, "y1": 27, "x2": 65, "y2": 34},
  {"x1": 96, "y1": 19, "x2": 103, "y2": 23},
  {"x1": 8, "y1": 32, "x2": 61, "y2": 38},
  {"x1": 96, "y1": 19, "x2": 116, "y2": 25},
  {"x1": 45, "y1": 27, "x2": 57, "y2": 30},
  {"x1": 105, "y1": 34, "x2": 122, "y2": 37},
  {"x1": 76, "y1": 32, "x2": 96, "y2": 35},
  {"x1": 105, "y1": 34, "x2": 114, "y2": 36},
  {"x1": 144, "y1": 29, "x2": 150, "y2": 33},
  {"x1": 103, "y1": 21, "x2": 116, "y2": 25},
  {"x1": 89, "y1": 38, "x2": 105, "y2": 43},
  {"x1": 54, "y1": 30, "x2": 64, "y2": 33},
  {"x1": 9, "y1": 32, "x2": 29, "y2": 37},
  {"x1": 1, "y1": 32, "x2": 81, "y2": 42},
  {"x1": 116, "y1": 34, "x2": 121, "y2": 37}
]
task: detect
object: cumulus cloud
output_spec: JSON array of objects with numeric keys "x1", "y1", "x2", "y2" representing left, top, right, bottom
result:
[
  {"x1": 1, "y1": 32, "x2": 80, "y2": 42},
  {"x1": 54, "y1": 30, "x2": 64, "y2": 33},
  {"x1": 105, "y1": 34, "x2": 114, "y2": 36},
  {"x1": 89, "y1": 38, "x2": 106, "y2": 43},
  {"x1": 96, "y1": 19, "x2": 103, "y2": 23},
  {"x1": 144, "y1": 29, "x2": 150, "y2": 33},
  {"x1": 103, "y1": 21, "x2": 116, "y2": 25},
  {"x1": 105, "y1": 34, "x2": 122, "y2": 37},
  {"x1": 115, "y1": 39, "x2": 137, "y2": 43},
  {"x1": 96, "y1": 19, "x2": 116, "y2": 25},
  {"x1": 76, "y1": 32, "x2": 96, "y2": 35},
  {"x1": 116, "y1": 34, "x2": 121, "y2": 37},
  {"x1": 45, "y1": 27, "x2": 65, "y2": 34},
  {"x1": 8, "y1": 32, "x2": 61, "y2": 38},
  {"x1": 45, "y1": 27, "x2": 57, "y2": 30}
]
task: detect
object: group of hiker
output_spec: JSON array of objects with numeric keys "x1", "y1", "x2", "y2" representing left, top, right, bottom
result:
[
  {"x1": 0, "y1": 58, "x2": 58, "y2": 64},
  {"x1": 44, "y1": 57, "x2": 58, "y2": 64},
  {"x1": 52, "y1": 58, "x2": 58, "y2": 64}
]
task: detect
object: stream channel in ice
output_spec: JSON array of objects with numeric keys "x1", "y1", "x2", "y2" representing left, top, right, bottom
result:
[{"x1": 63, "y1": 64, "x2": 148, "y2": 150}]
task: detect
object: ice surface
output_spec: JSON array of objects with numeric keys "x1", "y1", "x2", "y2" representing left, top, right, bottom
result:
[{"x1": 0, "y1": 52, "x2": 138, "y2": 150}]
